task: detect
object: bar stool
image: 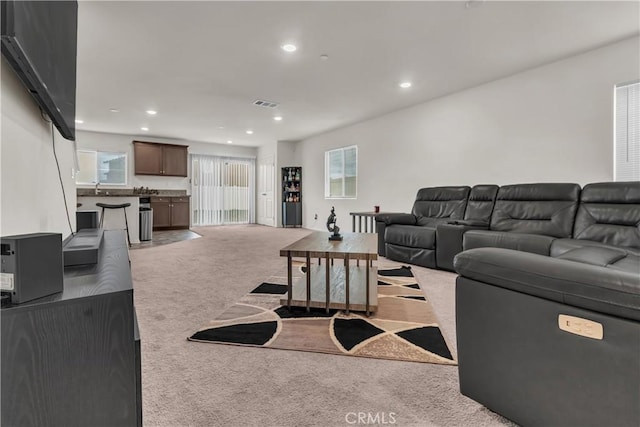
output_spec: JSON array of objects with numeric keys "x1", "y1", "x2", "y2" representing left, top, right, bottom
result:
[{"x1": 96, "y1": 202, "x2": 132, "y2": 247}]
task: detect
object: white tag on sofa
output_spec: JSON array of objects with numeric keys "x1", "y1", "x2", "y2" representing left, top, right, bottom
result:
[{"x1": 558, "y1": 314, "x2": 603, "y2": 340}]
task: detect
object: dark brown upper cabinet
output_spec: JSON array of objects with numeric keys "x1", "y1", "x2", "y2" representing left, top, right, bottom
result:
[{"x1": 133, "y1": 141, "x2": 188, "y2": 177}]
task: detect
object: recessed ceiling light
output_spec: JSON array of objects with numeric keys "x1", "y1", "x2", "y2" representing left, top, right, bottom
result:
[
  {"x1": 109, "y1": 108, "x2": 120, "y2": 113},
  {"x1": 320, "y1": 54, "x2": 329, "y2": 60},
  {"x1": 141, "y1": 127, "x2": 149, "y2": 131},
  {"x1": 399, "y1": 81, "x2": 412, "y2": 89},
  {"x1": 146, "y1": 110, "x2": 157, "y2": 115},
  {"x1": 274, "y1": 116, "x2": 283, "y2": 121},
  {"x1": 246, "y1": 130, "x2": 254, "y2": 135},
  {"x1": 217, "y1": 126, "x2": 225, "y2": 129},
  {"x1": 75, "y1": 119, "x2": 84, "y2": 124},
  {"x1": 227, "y1": 140, "x2": 233, "y2": 144},
  {"x1": 281, "y1": 44, "x2": 297, "y2": 53}
]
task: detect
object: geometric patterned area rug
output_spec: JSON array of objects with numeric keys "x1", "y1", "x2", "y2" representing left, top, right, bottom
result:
[{"x1": 189, "y1": 266, "x2": 456, "y2": 365}]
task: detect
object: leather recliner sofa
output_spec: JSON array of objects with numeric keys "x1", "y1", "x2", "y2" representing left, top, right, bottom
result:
[
  {"x1": 453, "y1": 181, "x2": 640, "y2": 426},
  {"x1": 375, "y1": 186, "x2": 470, "y2": 268},
  {"x1": 376, "y1": 185, "x2": 500, "y2": 269},
  {"x1": 462, "y1": 183, "x2": 581, "y2": 255}
]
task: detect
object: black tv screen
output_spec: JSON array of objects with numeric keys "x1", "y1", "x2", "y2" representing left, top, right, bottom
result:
[{"x1": 1, "y1": 0, "x2": 78, "y2": 140}]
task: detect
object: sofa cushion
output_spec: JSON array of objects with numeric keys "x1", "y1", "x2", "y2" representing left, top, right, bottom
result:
[
  {"x1": 463, "y1": 230, "x2": 555, "y2": 255},
  {"x1": 554, "y1": 246, "x2": 639, "y2": 276},
  {"x1": 411, "y1": 186, "x2": 470, "y2": 227},
  {"x1": 464, "y1": 185, "x2": 499, "y2": 222},
  {"x1": 555, "y1": 247, "x2": 627, "y2": 267},
  {"x1": 385, "y1": 225, "x2": 436, "y2": 249},
  {"x1": 573, "y1": 181, "x2": 640, "y2": 249},
  {"x1": 490, "y1": 183, "x2": 580, "y2": 238},
  {"x1": 551, "y1": 238, "x2": 640, "y2": 258},
  {"x1": 454, "y1": 247, "x2": 640, "y2": 321}
]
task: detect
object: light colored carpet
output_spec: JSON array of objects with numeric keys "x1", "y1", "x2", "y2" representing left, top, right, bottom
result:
[{"x1": 130, "y1": 225, "x2": 513, "y2": 427}]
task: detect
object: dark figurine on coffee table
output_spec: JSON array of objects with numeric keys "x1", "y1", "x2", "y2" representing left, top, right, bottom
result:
[{"x1": 326, "y1": 206, "x2": 343, "y2": 241}]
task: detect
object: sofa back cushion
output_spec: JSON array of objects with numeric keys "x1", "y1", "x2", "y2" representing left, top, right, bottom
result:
[
  {"x1": 573, "y1": 181, "x2": 640, "y2": 249},
  {"x1": 464, "y1": 185, "x2": 499, "y2": 221},
  {"x1": 412, "y1": 186, "x2": 470, "y2": 226},
  {"x1": 490, "y1": 183, "x2": 581, "y2": 237}
]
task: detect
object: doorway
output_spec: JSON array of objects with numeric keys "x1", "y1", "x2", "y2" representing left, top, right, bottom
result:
[{"x1": 257, "y1": 154, "x2": 275, "y2": 226}]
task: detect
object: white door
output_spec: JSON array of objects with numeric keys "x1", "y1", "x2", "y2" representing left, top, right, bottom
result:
[{"x1": 258, "y1": 154, "x2": 275, "y2": 226}]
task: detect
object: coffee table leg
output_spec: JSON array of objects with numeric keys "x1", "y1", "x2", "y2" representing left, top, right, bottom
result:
[
  {"x1": 325, "y1": 253, "x2": 330, "y2": 314},
  {"x1": 366, "y1": 254, "x2": 370, "y2": 317},
  {"x1": 345, "y1": 254, "x2": 350, "y2": 315},
  {"x1": 306, "y1": 253, "x2": 311, "y2": 312},
  {"x1": 287, "y1": 252, "x2": 292, "y2": 310}
]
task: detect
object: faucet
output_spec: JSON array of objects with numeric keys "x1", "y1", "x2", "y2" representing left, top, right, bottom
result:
[{"x1": 94, "y1": 182, "x2": 101, "y2": 195}]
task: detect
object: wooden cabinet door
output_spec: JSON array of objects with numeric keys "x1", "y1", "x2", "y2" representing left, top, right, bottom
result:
[
  {"x1": 170, "y1": 199, "x2": 190, "y2": 228},
  {"x1": 134, "y1": 142, "x2": 163, "y2": 175},
  {"x1": 151, "y1": 199, "x2": 171, "y2": 229},
  {"x1": 163, "y1": 145, "x2": 188, "y2": 177}
]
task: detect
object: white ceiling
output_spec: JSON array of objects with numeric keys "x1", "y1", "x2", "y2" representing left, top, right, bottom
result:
[{"x1": 75, "y1": 1, "x2": 640, "y2": 147}]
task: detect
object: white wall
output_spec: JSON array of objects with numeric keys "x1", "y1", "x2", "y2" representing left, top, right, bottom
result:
[
  {"x1": 297, "y1": 37, "x2": 640, "y2": 231},
  {"x1": 1, "y1": 59, "x2": 77, "y2": 239},
  {"x1": 76, "y1": 130, "x2": 257, "y2": 193}
]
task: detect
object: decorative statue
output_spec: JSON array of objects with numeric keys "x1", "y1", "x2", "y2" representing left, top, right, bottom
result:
[{"x1": 326, "y1": 206, "x2": 343, "y2": 241}]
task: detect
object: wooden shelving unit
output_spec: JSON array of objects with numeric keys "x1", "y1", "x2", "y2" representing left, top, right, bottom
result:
[{"x1": 282, "y1": 166, "x2": 302, "y2": 227}]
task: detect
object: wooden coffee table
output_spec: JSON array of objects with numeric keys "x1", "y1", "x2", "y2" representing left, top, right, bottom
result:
[{"x1": 279, "y1": 232, "x2": 378, "y2": 315}]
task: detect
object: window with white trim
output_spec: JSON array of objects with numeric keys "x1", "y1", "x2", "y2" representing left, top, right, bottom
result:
[
  {"x1": 614, "y1": 81, "x2": 639, "y2": 181},
  {"x1": 325, "y1": 145, "x2": 357, "y2": 198},
  {"x1": 76, "y1": 150, "x2": 127, "y2": 185}
]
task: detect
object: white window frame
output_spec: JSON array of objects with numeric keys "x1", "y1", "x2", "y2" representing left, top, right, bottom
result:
[
  {"x1": 614, "y1": 81, "x2": 639, "y2": 181},
  {"x1": 324, "y1": 145, "x2": 358, "y2": 199},
  {"x1": 76, "y1": 150, "x2": 128, "y2": 186}
]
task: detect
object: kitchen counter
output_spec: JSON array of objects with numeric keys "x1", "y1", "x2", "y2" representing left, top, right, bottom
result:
[
  {"x1": 77, "y1": 189, "x2": 188, "y2": 198},
  {"x1": 77, "y1": 196, "x2": 141, "y2": 244},
  {"x1": 77, "y1": 190, "x2": 191, "y2": 243}
]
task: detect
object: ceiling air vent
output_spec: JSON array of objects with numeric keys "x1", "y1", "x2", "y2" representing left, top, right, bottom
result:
[{"x1": 253, "y1": 99, "x2": 279, "y2": 108}]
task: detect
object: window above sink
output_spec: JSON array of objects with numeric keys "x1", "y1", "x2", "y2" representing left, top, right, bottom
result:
[{"x1": 76, "y1": 150, "x2": 128, "y2": 186}]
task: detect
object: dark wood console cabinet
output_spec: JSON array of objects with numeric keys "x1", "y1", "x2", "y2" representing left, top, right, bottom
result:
[
  {"x1": 1, "y1": 230, "x2": 141, "y2": 426},
  {"x1": 133, "y1": 141, "x2": 188, "y2": 177},
  {"x1": 151, "y1": 196, "x2": 190, "y2": 230}
]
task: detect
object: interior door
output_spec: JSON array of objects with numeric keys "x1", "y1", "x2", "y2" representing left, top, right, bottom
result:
[{"x1": 258, "y1": 154, "x2": 275, "y2": 226}]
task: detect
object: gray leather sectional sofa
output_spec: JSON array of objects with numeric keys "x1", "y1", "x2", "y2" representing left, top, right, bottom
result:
[{"x1": 377, "y1": 181, "x2": 640, "y2": 426}]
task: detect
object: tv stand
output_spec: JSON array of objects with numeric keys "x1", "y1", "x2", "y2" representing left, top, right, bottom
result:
[{"x1": 1, "y1": 230, "x2": 141, "y2": 426}]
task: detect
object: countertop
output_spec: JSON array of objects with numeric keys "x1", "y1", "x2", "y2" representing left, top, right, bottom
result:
[{"x1": 77, "y1": 189, "x2": 189, "y2": 198}]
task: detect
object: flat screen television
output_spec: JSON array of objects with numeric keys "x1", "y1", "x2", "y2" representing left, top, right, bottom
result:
[{"x1": 1, "y1": 0, "x2": 78, "y2": 141}]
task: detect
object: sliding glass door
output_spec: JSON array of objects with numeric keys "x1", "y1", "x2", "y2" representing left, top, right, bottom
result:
[{"x1": 192, "y1": 154, "x2": 255, "y2": 225}]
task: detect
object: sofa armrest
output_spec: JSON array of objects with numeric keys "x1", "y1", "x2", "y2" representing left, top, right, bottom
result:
[
  {"x1": 447, "y1": 219, "x2": 489, "y2": 227},
  {"x1": 435, "y1": 223, "x2": 489, "y2": 271},
  {"x1": 454, "y1": 247, "x2": 640, "y2": 321},
  {"x1": 375, "y1": 213, "x2": 417, "y2": 226}
]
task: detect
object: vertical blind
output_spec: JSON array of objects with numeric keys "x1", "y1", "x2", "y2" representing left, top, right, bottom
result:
[
  {"x1": 192, "y1": 154, "x2": 255, "y2": 225},
  {"x1": 615, "y1": 81, "x2": 639, "y2": 181}
]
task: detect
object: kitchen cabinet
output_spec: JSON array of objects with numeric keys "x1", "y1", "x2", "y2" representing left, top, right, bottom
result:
[
  {"x1": 133, "y1": 141, "x2": 188, "y2": 177},
  {"x1": 151, "y1": 196, "x2": 190, "y2": 230}
]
